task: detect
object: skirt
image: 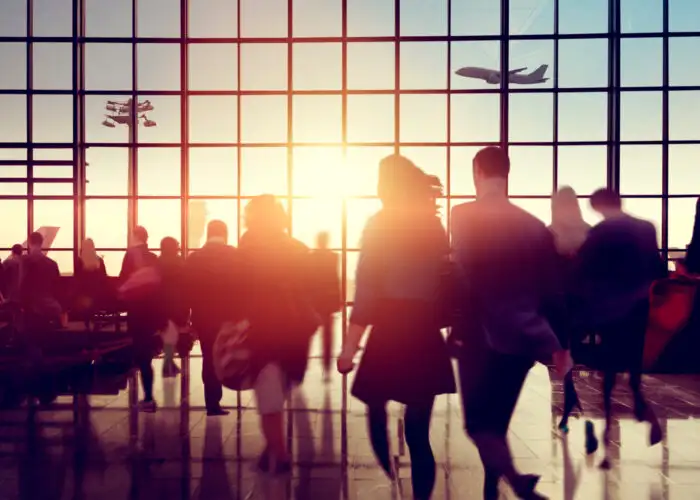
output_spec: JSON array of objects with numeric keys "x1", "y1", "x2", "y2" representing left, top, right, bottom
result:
[{"x1": 351, "y1": 299, "x2": 456, "y2": 407}]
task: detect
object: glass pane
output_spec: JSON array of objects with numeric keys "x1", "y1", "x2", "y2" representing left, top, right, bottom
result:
[
  {"x1": 86, "y1": 0, "x2": 131, "y2": 37},
  {"x1": 346, "y1": 250, "x2": 359, "y2": 300},
  {"x1": 33, "y1": 200, "x2": 74, "y2": 249},
  {"x1": 619, "y1": 145, "x2": 662, "y2": 195},
  {"x1": 621, "y1": 38, "x2": 662, "y2": 87},
  {"x1": 620, "y1": 92, "x2": 662, "y2": 142},
  {"x1": 508, "y1": 146, "x2": 553, "y2": 195},
  {"x1": 292, "y1": 146, "x2": 344, "y2": 197},
  {"x1": 347, "y1": 0, "x2": 393, "y2": 37},
  {"x1": 400, "y1": 95, "x2": 447, "y2": 144},
  {"x1": 558, "y1": 39, "x2": 608, "y2": 88},
  {"x1": 510, "y1": 199, "x2": 552, "y2": 224},
  {"x1": 33, "y1": 0, "x2": 72, "y2": 37},
  {"x1": 33, "y1": 96, "x2": 74, "y2": 143},
  {"x1": 669, "y1": 145, "x2": 700, "y2": 195},
  {"x1": 398, "y1": 147, "x2": 447, "y2": 192},
  {"x1": 509, "y1": 94, "x2": 553, "y2": 143},
  {"x1": 621, "y1": 0, "x2": 663, "y2": 33},
  {"x1": 240, "y1": 44, "x2": 287, "y2": 91},
  {"x1": 558, "y1": 93, "x2": 608, "y2": 142},
  {"x1": 189, "y1": 0, "x2": 237, "y2": 37},
  {"x1": 0, "y1": 43, "x2": 26, "y2": 90},
  {"x1": 400, "y1": 0, "x2": 447, "y2": 36},
  {"x1": 0, "y1": 95, "x2": 26, "y2": 143},
  {"x1": 138, "y1": 199, "x2": 182, "y2": 250},
  {"x1": 669, "y1": 91, "x2": 700, "y2": 141},
  {"x1": 188, "y1": 199, "x2": 238, "y2": 249},
  {"x1": 292, "y1": 96, "x2": 342, "y2": 144},
  {"x1": 189, "y1": 96, "x2": 237, "y2": 144},
  {"x1": 85, "y1": 95, "x2": 129, "y2": 144},
  {"x1": 400, "y1": 42, "x2": 448, "y2": 90},
  {"x1": 292, "y1": 0, "x2": 341, "y2": 37},
  {"x1": 0, "y1": 0, "x2": 27, "y2": 37},
  {"x1": 347, "y1": 95, "x2": 394, "y2": 144},
  {"x1": 86, "y1": 148, "x2": 128, "y2": 196},
  {"x1": 510, "y1": 0, "x2": 554, "y2": 35},
  {"x1": 670, "y1": 38, "x2": 700, "y2": 87},
  {"x1": 97, "y1": 251, "x2": 126, "y2": 276},
  {"x1": 344, "y1": 146, "x2": 393, "y2": 196},
  {"x1": 240, "y1": 147, "x2": 288, "y2": 196},
  {"x1": 557, "y1": 146, "x2": 608, "y2": 196},
  {"x1": 189, "y1": 148, "x2": 238, "y2": 196},
  {"x1": 670, "y1": 2, "x2": 700, "y2": 32},
  {"x1": 669, "y1": 198, "x2": 697, "y2": 250},
  {"x1": 34, "y1": 182, "x2": 73, "y2": 196},
  {"x1": 451, "y1": 0, "x2": 500, "y2": 36},
  {"x1": 347, "y1": 43, "x2": 394, "y2": 90},
  {"x1": 189, "y1": 44, "x2": 238, "y2": 91},
  {"x1": 0, "y1": 180, "x2": 27, "y2": 196},
  {"x1": 136, "y1": 96, "x2": 180, "y2": 144},
  {"x1": 50, "y1": 251, "x2": 74, "y2": 275},
  {"x1": 240, "y1": 95, "x2": 287, "y2": 144},
  {"x1": 293, "y1": 44, "x2": 342, "y2": 91},
  {"x1": 509, "y1": 40, "x2": 554, "y2": 89},
  {"x1": 138, "y1": 44, "x2": 181, "y2": 91},
  {"x1": 291, "y1": 198, "x2": 342, "y2": 249},
  {"x1": 346, "y1": 198, "x2": 381, "y2": 249},
  {"x1": 0, "y1": 200, "x2": 27, "y2": 248},
  {"x1": 450, "y1": 95, "x2": 500, "y2": 143},
  {"x1": 558, "y1": 0, "x2": 608, "y2": 34},
  {"x1": 451, "y1": 41, "x2": 501, "y2": 91},
  {"x1": 240, "y1": 0, "x2": 287, "y2": 38},
  {"x1": 623, "y1": 198, "x2": 662, "y2": 246},
  {"x1": 85, "y1": 44, "x2": 132, "y2": 91},
  {"x1": 85, "y1": 199, "x2": 128, "y2": 248},
  {"x1": 137, "y1": 148, "x2": 181, "y2": 196},
  {"x1": 33, "y1": 43, "x2": 72, "y2": 90},
  {"x1": 450, "y1": 146, "x2": 482, "y2": 196},
  {"x1": 137, "y1": 0, "x2": 179, "y2": 37}
]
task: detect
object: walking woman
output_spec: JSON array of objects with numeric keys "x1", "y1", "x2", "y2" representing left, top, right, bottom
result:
[
  {"x1": 337, "y1": 154, "x2": 456, "y2": 500},
  {"x1": 548, "y1": 187, "x2": 598, "y2": 453},
  {"x1": 157, "y1": 237, "x2": 188, "y2": 377}
]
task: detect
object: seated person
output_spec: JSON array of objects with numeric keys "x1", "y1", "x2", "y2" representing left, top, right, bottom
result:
[
  {"x1": 74, "y1": 238, "x2": 111, "y2": 326},
  {"x1": 19, "y1": 232, "x2": 63, "y2": 331}
]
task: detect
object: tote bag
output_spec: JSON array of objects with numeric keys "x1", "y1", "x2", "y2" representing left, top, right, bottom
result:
[{"x1": 213, "y1": 319, "x2": 255, "y2": 391}]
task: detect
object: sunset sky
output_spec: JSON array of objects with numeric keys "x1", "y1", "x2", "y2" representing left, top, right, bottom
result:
[{"x1": 1, "y1": 0, "x2": 700, "y2": 283}]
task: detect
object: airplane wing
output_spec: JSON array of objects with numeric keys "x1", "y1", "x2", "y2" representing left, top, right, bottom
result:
[{"x1": 509, "y1": 67, "x2": 527, "y2": 75}]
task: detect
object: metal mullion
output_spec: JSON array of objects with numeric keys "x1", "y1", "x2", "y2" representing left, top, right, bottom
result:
[
  {"x1": 661, "y1": 0, "x2": 670, "y2": 262},
  {"x1": 552, "y1": 0, "x2": 559, "y2": 192},
  {"x1": 612, "y1": 0, "x2": 622, "y2": 192},
  {"x1": 286, "y1": 0, "x2": 294, "y2": 235},
  {"x1": 26, "y1": 0, "x2": 34, "y2": 240},
  {"x1": 394, "y1": 0, "x2": 400, "y2": 154},
  {"x1": 501, "y1": 0, "x2": 510, "y2": 195},
  {"x1": 180, "y1": 0, "x2": 189, "y2": 254},
  {"x1": 236, "y1": 0, "x2": 242, "y2": 245},
  {"x1": 446, "y1": 0, "x2": 452, "y2": 235},
  {"x1": 129, "y1": 0, "x2": 139, "y2": 237},
  {"x1": 606, "y1": 0, "x2": 616, "y2": 190}
]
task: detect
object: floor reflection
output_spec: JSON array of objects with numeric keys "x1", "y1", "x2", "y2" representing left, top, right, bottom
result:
[{"x1": 1, "y1": 359, "x2": 700, "y2": 499}]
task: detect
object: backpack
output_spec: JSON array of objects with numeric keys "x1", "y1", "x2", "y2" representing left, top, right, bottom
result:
[
  {"x1": 212, "y1": 319, "x2": 255, "y2": 391},
  {"x1": 118, "y1": 250, "x2": 161, "y2": 302}
]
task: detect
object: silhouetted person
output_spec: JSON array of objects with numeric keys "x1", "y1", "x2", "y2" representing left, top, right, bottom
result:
[
  {"x1": 450, "y1": 147, "x2": 568, "y2": 500},
  {"x1": 577, "y1": 188, "x2": 665, "y2": 454},
  {"x1": 158, "y1": 237, "x2": 187, "y2": 377},
  {"x1": 239, "y1": 195, "x2": 320, "y2": 475},
  {"x1": 74, "y1": 238, "x2": 109, "y2": 327},
  {"x1": 681, "y1": 197, "x2": 700, "y2": 274},
  {"x1": 548, "y1": 187, "x2": 598, "y2": 453},
  {"x1": 185, "y1": 220, "x2": 240, "y2": 416},
  {"x1": 2, "y1": 244, "x2": 23, "y2": 303},
  {"x1": 337, "y1": 155, "x2": 456, "y2": 500},
  {"x1": 310, "y1": 231, "x2": 341, "y2": 380},
  {"x1": 119, "y1": 226, "x2": 160, "y2": 413}
]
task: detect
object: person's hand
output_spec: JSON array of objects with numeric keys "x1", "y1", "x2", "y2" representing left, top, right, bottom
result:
[
  {"x1": 552, "y1": 350, "x2": 573, "y2": 379},
  {"x1": 336, "y1": 347, "x2": 356, "y2": 375}
]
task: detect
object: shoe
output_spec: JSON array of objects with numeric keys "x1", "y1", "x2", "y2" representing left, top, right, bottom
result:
[
  {"x1": 139, "y1": 400, "x2": 157, "y2": 413},
  {"x1": 648, "y1": 415, "x2": 663, "y2": 446},
  {"x1": 584, "y1": 420, "x2": 599, "y2": 455},
  {"x1": 558, "y1": 418, "x2": 569, "y2": 434},
  {"x1": 257, "y1": 450, "x2": 291, "y2": 475},
  {"x1": 512, "y1": 474, "x2": 548, "y2": 500},
  {"x1": 257, "y1": 450, "x2": 270, "y2": 473},
  {"x1": 206, "y1": 407, "x2": 229, "y2": 417}
]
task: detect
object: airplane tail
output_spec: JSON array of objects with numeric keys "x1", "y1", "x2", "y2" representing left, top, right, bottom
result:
[
  {"x1": 6, "y1": 226, "x2": 60, "y2": 260},
  {"x1": 529, "y1": 64, "x2": 548, "y2": 80}
]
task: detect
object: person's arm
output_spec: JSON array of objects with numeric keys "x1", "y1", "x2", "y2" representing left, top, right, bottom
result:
[{"x1": 118, "y1": 251, "x2": 131, "y2": 281}]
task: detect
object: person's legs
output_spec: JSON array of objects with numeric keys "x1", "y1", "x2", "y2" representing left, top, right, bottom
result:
[
  {"x1": 321, "y1": 314, "x2": 333, "y2": 377},
  {"x1": 367, "y1": 403, "x2": 394, "y2": 477},
  {"x1": 559, "y1": 370, "x2": 580, "y2": 431},
  {"x1": 404, "y1": 399, "x2": 436, "y2": 500},
  {"x1": 254, "y1": 363, "x2": 290, "y2": 472},
  {"x1": 199, "y1": 333, "x2": 225, "y2": 414}
]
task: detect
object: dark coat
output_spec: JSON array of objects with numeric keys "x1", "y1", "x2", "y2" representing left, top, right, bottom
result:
[{"x1": 157, "y1": 254, "x2": 189, "y2": 328}]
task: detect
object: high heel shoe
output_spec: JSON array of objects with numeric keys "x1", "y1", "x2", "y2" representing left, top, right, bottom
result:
[{"x1": 584, "y1": 420, "x2": 599, "y2": 455}]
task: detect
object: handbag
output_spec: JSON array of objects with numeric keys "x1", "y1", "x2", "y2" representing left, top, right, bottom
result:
[{"x1": 213, "y1": 319, "x2": 255, "y2": 391}]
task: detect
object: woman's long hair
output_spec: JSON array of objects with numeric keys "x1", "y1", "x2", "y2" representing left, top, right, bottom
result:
[
  {"x1": 80, "y1": 238, "x2": 101, "y2": 271},
  {"x1": 550, "y1": 186, "x2": 590, "y2": 256},
  {"x1": 686, "y1": 197, "x2": 700, "y2": 273},
  {"x1": 377, "y1": 154, "x2": 443, "y2": 215},
  {"x1": 160, "y1": 237, "x2": 181, "y2": 260},
  {"x1": 244, "y1": 194, "x2": 289, "y2": 234}
]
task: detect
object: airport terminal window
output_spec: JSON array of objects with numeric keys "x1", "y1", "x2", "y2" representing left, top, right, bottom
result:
[{"x1": 2, "y1": 0, "x2": 700, "y2": 360}]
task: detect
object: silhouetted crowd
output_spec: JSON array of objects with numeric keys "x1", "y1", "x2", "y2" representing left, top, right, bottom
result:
[{"x1": 2, "y1": 146, "x2": 700, "y2": 500}]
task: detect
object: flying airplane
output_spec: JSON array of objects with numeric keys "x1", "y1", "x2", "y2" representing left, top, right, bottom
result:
[
  {"x1": 4, "y1": 226, "x2": 60, "y2": 260},
  {"x1": 455, "y1": 64, "x2": 549, "y2": 85}
]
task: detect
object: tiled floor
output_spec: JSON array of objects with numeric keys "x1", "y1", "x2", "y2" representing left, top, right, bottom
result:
[{"x1": 1, "y1": 355, "x2": 700, "y2": 500}]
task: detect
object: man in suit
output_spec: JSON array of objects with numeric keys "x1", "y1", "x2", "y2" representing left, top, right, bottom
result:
[
  {"x1": 185, "y1": 219, "x2": 242, "y2": 416},
  {"x1": 450, "y1": 146, "x2": 569, "y2": 500}
]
